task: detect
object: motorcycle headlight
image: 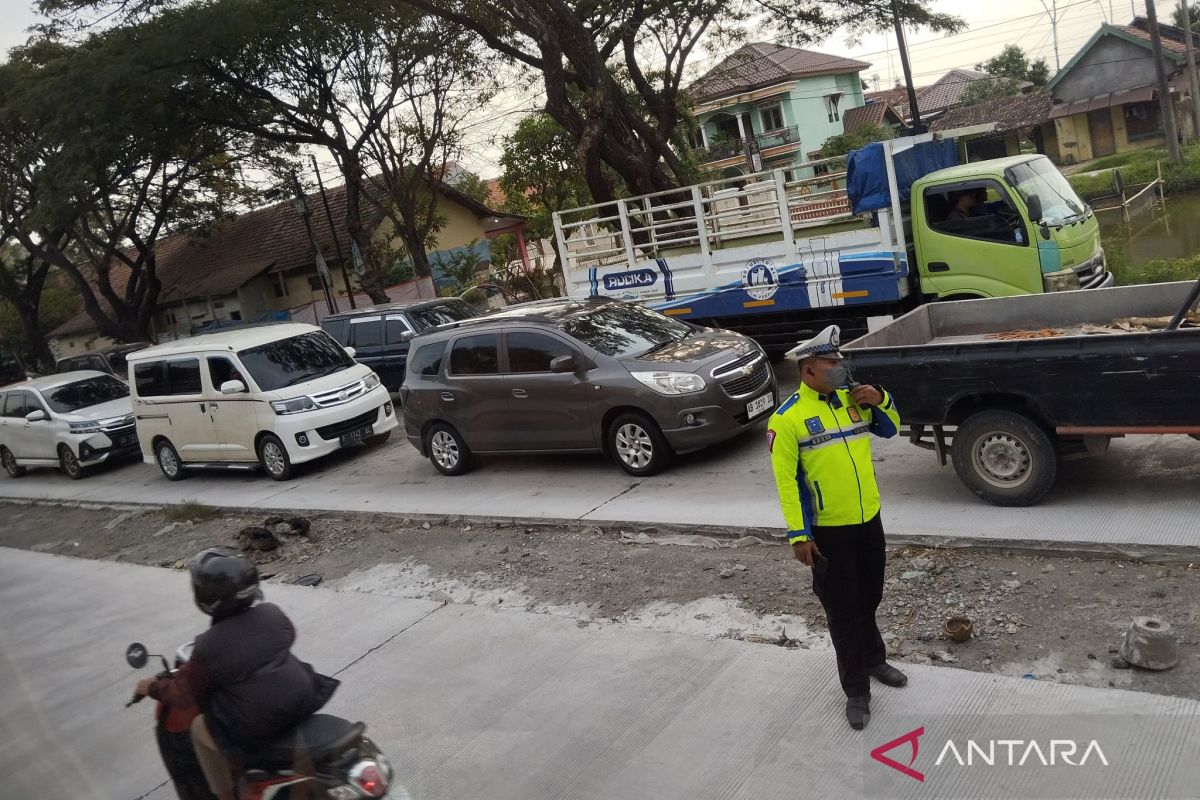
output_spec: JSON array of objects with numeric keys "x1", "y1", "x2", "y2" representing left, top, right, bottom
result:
[
  {"x1": 631, "y1": 371, "x2": 706, "y2": 395},
  {"x1": 270, "y1": 396, "x2": 317, "y2": 415},
  {"x1": 363, "y1": 372, "x2": 381, "y2": 391},
  {"x1": 69, "y1": 421, "x2": 102, "y2": 434}
]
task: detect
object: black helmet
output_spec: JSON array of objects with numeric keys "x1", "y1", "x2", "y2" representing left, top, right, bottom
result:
[{"x1": 189, "y1": 547, "x2": 262, "y2": 618}]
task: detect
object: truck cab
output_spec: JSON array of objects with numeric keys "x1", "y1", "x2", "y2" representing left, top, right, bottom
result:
[{"x1": 911, "y1": 155, "x2": 1111, "y2": 300}]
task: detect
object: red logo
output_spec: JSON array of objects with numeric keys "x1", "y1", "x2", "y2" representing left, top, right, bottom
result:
[
  {"x1": 871, "y1": 726, "x2": 926, "y2": 782},
  {"x1": 765, "y1": 429, "x2": 776, "y2": 452}
]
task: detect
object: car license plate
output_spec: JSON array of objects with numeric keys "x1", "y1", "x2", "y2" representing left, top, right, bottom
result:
[
  {"x1": 118, "y1": 434, "x2": 138, "y2": 448},
  {"x1": 746, "y1": 393, "x2": 775, "y2": 419},
  {"x1": 340, "y1": 425, "x2": 373, "y2": 448}
]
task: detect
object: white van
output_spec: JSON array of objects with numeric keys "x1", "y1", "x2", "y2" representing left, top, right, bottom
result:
[{"x1": 128, "y1": 323, "x2": 398, "y2": 481}]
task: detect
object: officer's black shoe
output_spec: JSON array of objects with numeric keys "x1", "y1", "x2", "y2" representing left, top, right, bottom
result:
[
  {"x1": 870, "y1": 663, "x2": 908, "y2": 688},
  {"x1": 846, "y1": 695, "x2": 871, "y2": 730}
]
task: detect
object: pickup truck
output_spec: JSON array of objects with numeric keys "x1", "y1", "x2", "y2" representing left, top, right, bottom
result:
[
  {"x1": 557, "y1": 126, "x2": 1113, "y2": 354},
  {"x1": 841, "y1": 278, "x2": 1200, "y2": 506}
]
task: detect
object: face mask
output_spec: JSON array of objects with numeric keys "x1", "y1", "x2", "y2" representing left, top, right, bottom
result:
[{"x1": 825, "y1": 363, "x2": 849, "y2": 388}]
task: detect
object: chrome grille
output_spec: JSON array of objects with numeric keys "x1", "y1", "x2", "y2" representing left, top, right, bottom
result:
[
  {"x1": 310, "y1": 379, "x2": 367, "y2": 408},
  {"x1": 721, "y1": 360, "x2": 771, "y2": 398},
  {"x1": 711, "y1": 351, "x2": 761, "y2": 379},
  {"x1": 99, "y1": 415, "x2": 135, "y2": 433}
]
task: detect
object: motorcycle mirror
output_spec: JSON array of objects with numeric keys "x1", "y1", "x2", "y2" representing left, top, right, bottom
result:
[{"x1": 125, "y1": 642, "x2": 150, "y2": 669}]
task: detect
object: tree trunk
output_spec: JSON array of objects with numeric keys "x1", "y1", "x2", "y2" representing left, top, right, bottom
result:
[{"x1": 342, "y1": 166, "x2": 391, "y2": 305}]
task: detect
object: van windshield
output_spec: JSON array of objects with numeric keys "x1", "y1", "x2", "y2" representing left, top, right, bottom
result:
[
  {"x1": 44, "y1": 375, "x2": 129, "y2": 413},
  {"x1": 559, "y1": 303, "x2": 691, "y2": 359},
  {"x1": 238, "y1": 331, "x2": 354, "y2": 391}
]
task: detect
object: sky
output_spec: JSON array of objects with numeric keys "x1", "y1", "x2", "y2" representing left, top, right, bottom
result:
[{"x1": 0, "y1": 0, "x2": 1187, "y2": 177}]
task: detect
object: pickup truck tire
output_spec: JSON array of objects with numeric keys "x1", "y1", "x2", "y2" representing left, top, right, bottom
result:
[{"x1": 951, "y1": 410, "x2": 1058, "y2": 506}]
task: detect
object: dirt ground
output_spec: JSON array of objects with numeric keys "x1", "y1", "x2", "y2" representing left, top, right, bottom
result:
[{"x1": 4, "y1": 500, "x2": 1199, "y2": 700}]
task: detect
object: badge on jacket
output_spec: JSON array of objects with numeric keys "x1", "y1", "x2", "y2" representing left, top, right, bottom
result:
[
  {"x1": 805, "y1": 416, "x2": 825, "y2": 434},
  {"x1": 848, "y1": 406, "x2": 862, "y2": 423}
]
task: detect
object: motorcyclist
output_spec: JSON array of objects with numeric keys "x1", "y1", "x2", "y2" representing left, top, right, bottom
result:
[{"x1": 135, "y1": 547, "x2": 339, "y2": 800}]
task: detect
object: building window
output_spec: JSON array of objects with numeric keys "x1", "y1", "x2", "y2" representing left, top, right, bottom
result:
[
  {"x1": 761, "y1": 105, "x2": 784, "y2": 131},
  {"x1": 824, "y1": 94, "x2": 842, "y2": 123},
  {"x1": 1124, "y1": 102, "x2": 1161, "y2": 140},
  {"x1": 229, "y1": 311, "x2": 242, "y2": 321},
  {"x1": 308, "y1": 276, "x2": 324, "y2": 291}
]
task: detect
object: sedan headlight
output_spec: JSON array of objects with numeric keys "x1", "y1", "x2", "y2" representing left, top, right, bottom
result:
[
  {"x1": 69, "y1": 421, "x2": 102, "y2": 434},
  {"x1": 271, "y1": 396, "x2": 317, "y2": 415},
  {"x1": 363, "y1": 372, "x2": 381, "y2": 391},
  {"x1": 631, "y1": 371, "x2": 706, "y2": 395}
]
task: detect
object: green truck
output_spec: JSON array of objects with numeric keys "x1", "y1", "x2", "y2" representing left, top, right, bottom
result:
[{"x1": 558, "y1": 129, "x2": 1113, "y2": 353}]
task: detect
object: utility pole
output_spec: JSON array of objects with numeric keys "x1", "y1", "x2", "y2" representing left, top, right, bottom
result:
[
  {"x1": 290, "y1": 171, "x2": 340, "y2": 315},
  {"x1": 1147, "y1": 0, "x2": 1183, "y2": 162},
  {"x1": 891, "y1": 0, "x2": 923, "y2": 134},
  {"x1": 1182, "y1": 0, "x2": 1200, "y2": 141},
  {"x1": 309, "y1": 155, "x2": 356, "y2": 309},
  {"x1": 1040, "y1": 1, "x2": 1063, "y2": 71}
]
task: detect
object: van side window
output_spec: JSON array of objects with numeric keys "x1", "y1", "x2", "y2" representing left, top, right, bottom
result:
[
  {"x1": 409, "y1": 343, "x2": 446, "y2": 378},
  {"x1": 449, "y1": 334, "x2": 500, "y2": 375},
  {"x1": 167, "y1": 359, "x2": 202, "y2": 394},
  {"x1": 134, "y1": 359, "x2": 203, "y2": 396},
  {"x1": 320, "y1": 318, "x2": 350, "y2": 345},
  {"x1": 134, "y1": 362, "x2": 167, "y2": 396},
  {"x1": 350, "y1": 318, "x2": 383, "y2": 348},
  {"x1": 507, "y1": 332, "x2": 573, "y2": 373},
  {"x1": 3, "y1": 391, "x2": 29, "y2": 417},
  {"x1": 207, "y1": 356, "x2": 246, "y2": 390},
  {"x1": 385, "y1": 316, "x2": 412, "y2": 345}
]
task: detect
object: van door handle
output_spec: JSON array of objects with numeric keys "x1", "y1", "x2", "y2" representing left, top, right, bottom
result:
[
  {"x1": 928, "y1": 262, "x2": 950, "y2": 272},
  {"x1": 199, "y1": 403, "x2": 206, "y2": 413},
  {"x1": 511, "y1": 389, "x2": 527, "y2": 399},
  {"x1": 440, "y1": 392, "x2": 455, "y2": 402},
  {"x1": 209, "y1": 403, "x2": 219, "y2": 411}
]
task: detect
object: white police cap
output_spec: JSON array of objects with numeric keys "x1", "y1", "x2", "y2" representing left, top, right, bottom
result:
[{"x1": 784, "y1": 324, "x2": 843, "y2": 360}]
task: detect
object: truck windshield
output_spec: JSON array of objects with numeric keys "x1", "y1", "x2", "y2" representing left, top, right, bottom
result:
[
  {"x1": 44, "y1": 375, "x2": 129, "y2": 413},
  {"x1": 238, "y1": 331, "x2": 354, "y2": 391},
  {"x1": 1005, "y1": 158, "x2": 1087, "y2": 225},
  {"x1": 559, "y1": 303, "x2": 691, "y2": 359}
]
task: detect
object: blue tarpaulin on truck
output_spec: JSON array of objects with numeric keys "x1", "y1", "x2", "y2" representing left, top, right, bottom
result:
[{"x1": 847, "y1": 140, "x2": 959, "y2": 214}]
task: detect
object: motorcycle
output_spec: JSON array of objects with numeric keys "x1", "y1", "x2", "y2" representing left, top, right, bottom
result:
[{"x1": 125, "y1": 641, "x2": 406, "y2": 800}]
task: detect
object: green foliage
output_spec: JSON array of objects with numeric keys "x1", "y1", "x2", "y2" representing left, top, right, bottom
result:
[
  {"x1": 436, "y1": 242, "x2": 485, "y2": 291},
  {"x1": 1172, "y1": 4, "x2": 1200, "y2": 31},
  {"x1": 453, "y1": 171, "x2": 493, "y2": 206},
  {"x1": 975, "y1": 45, "x2": 1049, "y2": 87},
  {"x1": 499, "y1": 113, "x2": 591, "y2": 241},
  {"x1": 817, "y1": 124, "x2": 894, "y2": 158},
  {"x1": 959, "y1": 77, "x2": 1023, "y2": 107}
]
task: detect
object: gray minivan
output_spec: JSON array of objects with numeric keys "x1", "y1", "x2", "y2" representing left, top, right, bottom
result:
[{"x1": 401, "y1": 298, "x2": 776, "y2": 476}]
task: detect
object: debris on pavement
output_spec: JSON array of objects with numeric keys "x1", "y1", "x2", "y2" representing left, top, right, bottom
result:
[
  {"x1": 942, "y1": 615, "x2": 973, "y2": 642},
  {"x1": 1120, "y1": 616, "x2": 1179, "y2": 670}
]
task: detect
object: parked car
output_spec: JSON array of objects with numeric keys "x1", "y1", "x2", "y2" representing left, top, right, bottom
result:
[
  {"x1": 319, "y1": 298, "x2": 480, "y2": 391},
  {"x1": 0, "y1": 371, "x2": 139, "y2": 479},
  {"x1": 401, "y1": 297, "x2": 777, "y2": 476},
  {"x1": 55, "y1": 342, "x2": 152, "y2": 380},
  {"x1": 127, "y1": 323, "x2": 399, "y2": 481}
]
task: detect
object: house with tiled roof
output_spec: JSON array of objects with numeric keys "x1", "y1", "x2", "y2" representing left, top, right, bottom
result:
[
  {"x1": 841, "y1": 98, "x2": 906, "y2": 137},
  {"x1": 50, "y1": 179, "x2": 521, "y2": 355},
  {"x1": 930, "y1": 92, "x2": 1054, "y2": 160},
  {"x1": 1045, "y1": 17, "x2": 1199, "y2": 164},
  {"x1": 684, "y1": 42, "x2": 871, "y2": 179}
]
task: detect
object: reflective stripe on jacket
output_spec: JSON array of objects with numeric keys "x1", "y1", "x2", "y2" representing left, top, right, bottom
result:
[{"x1": 767, "y1": 383, "x2": 900, "y2": 543}]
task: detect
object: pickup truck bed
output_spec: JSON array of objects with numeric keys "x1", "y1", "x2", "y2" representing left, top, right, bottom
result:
[{"x1": 841, "y1": 280, "x2": 1200, "y2": 505}]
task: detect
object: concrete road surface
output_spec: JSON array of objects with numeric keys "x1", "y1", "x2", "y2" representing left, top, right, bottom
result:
[{"x1": 2, "y1": 548, "x2": 1199, "y2": 800}]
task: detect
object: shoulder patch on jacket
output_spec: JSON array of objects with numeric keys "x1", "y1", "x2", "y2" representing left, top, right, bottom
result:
[
  {"x1": 766, "y1": 429, "x2": 776, "y2": 452},
  {"x1": 775, "y1": 392, "x2": 800, "y2": 416}
]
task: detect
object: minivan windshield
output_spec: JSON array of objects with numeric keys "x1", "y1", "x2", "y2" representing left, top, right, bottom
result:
[
  {"x1": 559, "y1": 303, "x2": 691, "y2": 359},
  {"x1": 44, "y1": 375, "x2": 129, "y2": 413},
  {"x1": 238, "y1": 331, "x2": 354, "y2": 391},
  {"x1": 407, "y1": 300, "x2": 477, "y2": 330},
  {"x1": 1005, "y1": 157, "x2": 1088, "y2": 225}
]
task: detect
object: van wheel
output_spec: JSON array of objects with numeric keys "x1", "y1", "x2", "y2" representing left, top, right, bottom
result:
[
  {"x1": 155, "y1": 439, "x2": 188, "y2": 481},
  {"x1": 426, "y1": 423, "x2": 471, "y2": 476},
  {"x1": 1, "y1": 446, "x2": 26, "y2": 478},
  {"x1": 258, "y1": 433, "x2": 293, "y2": 481},
  {"x1": 951, "y1": 410, "x2": 1057, "y2": 506},
  {"x1": 608, "y1": 412, "x2": 673, "y2": 477},
  {"x1": 59, "y1": 445, "x2": 86, "y2": 480}
]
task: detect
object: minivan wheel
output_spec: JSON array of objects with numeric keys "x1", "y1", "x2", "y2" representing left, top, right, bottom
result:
[
  {"x1": 609, "y1": 412, "x2": 673, "y2": 476},
  {"x1": 427, "y1": 423, "x2": 471, "y2": 476},
  {"x1": 59, "y1": 445, "x2": 86, "y2": 480},
  {"x1": 156, "y1": 439, "x2": 188, "y2": 481},
  {"x1": 1, "y1": 446, "x2": 26, "y2": 478},
  {"x1": 258, "y1": 433, "x2": 294, "y2": 481}
]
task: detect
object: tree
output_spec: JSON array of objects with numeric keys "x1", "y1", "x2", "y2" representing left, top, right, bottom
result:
[
  {"x1": 816, "y1": 123, "x2": 895, "y2": 158},
  {"x1": 451, "y1": 170, "x2": 493, "y2": 205},
  {"x1": 959, "y1": 76, "x2": 1024, "y2": 107},
  {"x1": 975, "y1": 45, "x2": 1050, "y2": 87},
  {"x1": 0, "y1": 247, "x2": 78, "y2": 371},
  {"x1": 1173, "y1": 4, "x2": 1200, "y2": 31}
]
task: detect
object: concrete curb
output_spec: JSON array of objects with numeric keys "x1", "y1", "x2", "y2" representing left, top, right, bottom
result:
[{"x1": 7, "y1": 496, "x2": 1200, "y2": 565}]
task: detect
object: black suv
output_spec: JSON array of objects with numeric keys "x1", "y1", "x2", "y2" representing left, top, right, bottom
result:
[
  {"x1": 401, "y1": 297, "x2": 776, "y2": 476},
  {"x1": 319, "y1": 298, "x2": 479, "y2": 391},
  {"x1": 55, "y1": 343, "x2": 151, "y2": 380}
]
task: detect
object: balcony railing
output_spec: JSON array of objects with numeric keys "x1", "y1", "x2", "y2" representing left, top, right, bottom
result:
[{"x1": 693, "y1": 126, "x2": 800, "y2": 163}]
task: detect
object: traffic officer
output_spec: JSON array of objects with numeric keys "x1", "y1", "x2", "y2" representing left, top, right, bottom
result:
[{"x1": 766, "y1": 325, "x2": 906, "y2": 730}]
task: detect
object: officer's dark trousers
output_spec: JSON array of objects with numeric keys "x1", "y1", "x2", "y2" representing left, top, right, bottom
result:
[{"x1": 811, "y1": 512, "x2": 887, "y2": 698}]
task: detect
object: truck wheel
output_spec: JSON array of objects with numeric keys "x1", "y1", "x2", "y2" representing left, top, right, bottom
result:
[{"x1": 951, "y1": 410, "x2": 1058, "y2": 507}]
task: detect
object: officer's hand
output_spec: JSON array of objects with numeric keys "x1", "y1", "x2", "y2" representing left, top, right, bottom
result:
[
  {"x1": 851, "y1": 384, "x2": 883, "y2": 407},
  {"x1": 135, "y1": 677, "x2": 155, "y2": 697},
  {"x1": 792, "y1": 540, "x2": 820, "y2": 566}
]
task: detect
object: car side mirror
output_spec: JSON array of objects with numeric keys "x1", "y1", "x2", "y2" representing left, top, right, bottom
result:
[
  {"x1": 550, "y1": 355, "x2": 577, "y2": 373},
  {"x1": 1025, "y1": 193, "x2": 1043, "y2": 224},
  {"x1": 400, "y1": 331, "x2": 416, "y2": 343},
  {"x1": 25, "y1": 409, "x2": 46, "y2": 422},
  {"x1": 220, "y1": 380, "x2": 246, "y2": 395},
  {"x1": 344, "y1": 346, "x2": 357, "y2": 359}
]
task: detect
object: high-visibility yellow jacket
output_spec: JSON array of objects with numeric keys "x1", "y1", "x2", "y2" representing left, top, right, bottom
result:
[{"x1": 767, "y1": 382, "x2": 900, "y2": 543}]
